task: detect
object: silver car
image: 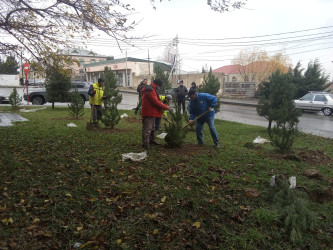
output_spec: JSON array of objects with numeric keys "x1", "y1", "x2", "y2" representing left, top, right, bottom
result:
[
  {"x1": 23, "y1": 81, "x2": 91, "y2": 105},
  {"x1": 294, "y1": 91, "x2": 333, "y2": 116}
]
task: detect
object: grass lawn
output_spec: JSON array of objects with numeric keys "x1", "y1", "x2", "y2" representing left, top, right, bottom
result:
[{"x1": 0, "y1": 106, "x2": 332, "y2": 249}]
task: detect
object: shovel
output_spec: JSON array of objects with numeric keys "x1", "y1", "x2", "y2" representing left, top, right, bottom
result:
[
  {"x1": 162, "y1": 115, "x2": 172, "y2": 124},
  {"x1": 181, "y1": 109, "x2": 211, "y2": 130},
  {"x1": 86, "y1": 95, "x2": 95, "y2": 130}
]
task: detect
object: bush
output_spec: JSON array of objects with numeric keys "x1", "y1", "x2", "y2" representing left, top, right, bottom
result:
[
  {"x1": 9, "y1": 87, "x2": 22, "y2": 111},
  {"x1": 67, "y1": 88, "x2": 85, "y2": 118}
]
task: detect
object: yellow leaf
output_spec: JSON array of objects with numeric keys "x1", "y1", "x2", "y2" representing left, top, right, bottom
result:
[
  {"x1": 116, "y1": 239, "x2": 122, "y2": 244},
  {"x1": 96, "y1": 188, "x2": 102, "y2": 193},
  {"x1": 153, "y1": 229, "x2": 159, "y2": 234},
  {"x1": 172, "y1": 174, "x2": 177, "y2": 178},
  {"x1": 2, "y1": 218, "x2": 8, "y2": 224},
  {"x1": 161, "y1": 196, "x2": 167, "y2": 203},
  {"x1": 211, "y1": 186, "x2": 216, "y2": 191},
  {"x1": 89, "y1": 198, "x2": 96, "y2": 202},
  {"x1": 44, "y1": 233, "x2": 52, "y2": 237},
  {"x1": 0, "y1": 205, "x2": 6, "y2": 211},
  {"x1": 33, "y1": 218, "x2": 40, "y2": 223},
  {"x1": 192, "y1": 221, "x2": 201, "y2": 228},
  {"x1": 65, "y1": 193, "x2": 72, "y2": 198},
  {"x1": 77, "y1": 225, "x2": 83, "y2": 231},
  {"x1": 106, "y1": 198, "x2": 112, "y2": 202}
]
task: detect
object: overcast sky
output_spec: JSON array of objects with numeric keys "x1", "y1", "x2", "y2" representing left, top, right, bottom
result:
[{"x1": 86, "y1": 0, "x2": 333, "y2": 79}]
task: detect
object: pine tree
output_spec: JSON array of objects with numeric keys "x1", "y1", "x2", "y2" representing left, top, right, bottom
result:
[
  {"x1": 45, "y1": 63, "x2": 71, "y2": 109},
  {"x1": 101, "y1": 67, "x2": 122, "y2": 129},
  {"x1": 257, "y1": 69, "x2": 301, "y2": 152},
  {"x1": 201, "y1": 67, "x2": 221, "y2": 112},
  {"x1": 164, "y1": 104, "x2": 188, "y2": 147},
  {"x1": 67, "y1": 88, "x2": 85, "y2": 119},
  {"x1": 152, "y1": 65, "x2": 171, "y2": 95},
  {"x1": 9, "y1": 87, "x2": 22, "y2": 111}
]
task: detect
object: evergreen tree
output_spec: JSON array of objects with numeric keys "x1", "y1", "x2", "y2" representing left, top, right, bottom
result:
[
  {"x1": 0, "y1": 56, "x2": 19, "y2": 74},
  {"x1": 67, "y1": 88, "x2": 85, "y2": 119},
  {"x1": 164, "y1": 104, "x2": 188, "y2": 147},
  {"x1": 9, "y1": 87, "x2": 22, "y2": 111},
  {"x1": 152, "y1": 65, "x2": 171, "y2": 95},
  {"x1": 201, "y1": 67, "x2": 221, "y2": 112},
  {"x1": 101, "y1": 67, "x2": 122, "y2": 129},
  {"x1": 293, "y1": 60, "x2": 331, "y2": 99},
  {"x1": 257, "y1": 69, "x2": 301, "y2": 152},
  {"x1": 45, "y1": 63, "x2": 71, "y2": 109}
]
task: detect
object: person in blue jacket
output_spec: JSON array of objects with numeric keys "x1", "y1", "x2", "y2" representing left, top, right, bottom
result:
[{"x1": 188, "y1": 89, "x2": 220, "y2": 148}]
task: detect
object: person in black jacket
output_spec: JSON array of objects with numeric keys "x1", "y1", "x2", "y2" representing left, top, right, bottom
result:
[
  {"x1": 190, "y1": 82, "x2": 196, "y2": 92},
  {"x1": 135, "y1": 78, "x2": 147, "y2": 115},
  {"x1": 175, "y1": 80, "x2": 188, "y2": 113}
]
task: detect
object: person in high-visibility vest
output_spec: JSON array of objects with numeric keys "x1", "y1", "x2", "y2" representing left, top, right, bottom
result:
[
  {"x1": 88, "y1": 78, "x2": 106, "y2": 127},
  {"x1": 155, "y1": 94, "x2": 172, "y2": 133}
]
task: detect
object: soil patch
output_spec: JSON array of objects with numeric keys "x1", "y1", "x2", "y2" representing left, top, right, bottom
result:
[
  {"x1": 124, "y1": 117, "x2": 141, "y2": 123},
  {"x1": 267, "y1": 149, "x2": 332, "y2": 166},
  {"x1": 51, "y1": 117, "x2": 85, "y2": 121},
  {"x1": 98, "y1": 127, "x2": 133, "y2": 134},
  {"x1": 155, "y1": 143, "x2": 216, "y2": 157}
]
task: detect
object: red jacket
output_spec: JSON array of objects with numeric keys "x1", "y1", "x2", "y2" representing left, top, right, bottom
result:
[{"x1": 141, "y1": 83, "x2": 168, "y2": 117}]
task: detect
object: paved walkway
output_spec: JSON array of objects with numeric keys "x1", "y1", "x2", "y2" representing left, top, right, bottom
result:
[{"x1": 0, "y1": 112, "x2": 28, "y2": 127}]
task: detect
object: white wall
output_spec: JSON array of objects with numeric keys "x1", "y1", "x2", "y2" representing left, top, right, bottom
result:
[{"x1": 0, "y1": 74, "x2": 20, "y2": 86}]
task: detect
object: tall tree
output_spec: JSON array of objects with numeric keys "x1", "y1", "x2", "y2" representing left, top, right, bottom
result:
[
  {"x1": 45, "y1": 63, "x2": 71, "y2": 109},
  {"x1": 153, "y1": 65, "x2": 171, "y2": 95},
  {"x1": 257, "y1": 69, "x2": 301, "y2": 136},
  {"x1": 232, "y1": 48, "x2": 291, "y2": 86},
  {"x1": 293, "y1": 60, "x2": 331, "y2": 99},
  {"x1": 101, "y1": 67, "x2": 123, "y2": 129},
  {"x1": 201, "y1": 67, "x2": 221, "y2": 112},
  {"x1": 0, "y1": 56, "x2": 19, "y2": 74},
  {"x1": 0, "y1": 0, "x2": 136, "y2": 65}
]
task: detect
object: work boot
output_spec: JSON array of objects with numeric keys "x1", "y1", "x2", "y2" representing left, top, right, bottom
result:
[
  {"x1": 150, "y1": 141, "x2": 160, "y2": 145},
  {"x1": 214, "y1": 144, "x2": 220, "y2": 149},
  {"x1": 142, "y1": 144, "x2": 150, "y2": 149}
]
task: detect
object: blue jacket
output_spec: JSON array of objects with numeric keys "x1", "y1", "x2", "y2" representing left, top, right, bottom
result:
[{"x1": 189, "y1": 93, "x2": 217, "y2": 121}]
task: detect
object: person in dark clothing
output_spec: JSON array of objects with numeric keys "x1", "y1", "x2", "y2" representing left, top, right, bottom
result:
[
  {"x1": 135, "y1": 79, "x2": 147, "y2": 115},
  {"x1": 190, "y1": 82, "x2": 196, "y2": 92},
  {"x1": 175, "y1": 80, "x2": 188, "y2": 113}
]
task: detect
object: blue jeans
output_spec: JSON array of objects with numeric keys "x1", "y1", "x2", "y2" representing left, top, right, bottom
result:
[{"x1": 196, "y1": 114, "x2": 220, "y2": 145}]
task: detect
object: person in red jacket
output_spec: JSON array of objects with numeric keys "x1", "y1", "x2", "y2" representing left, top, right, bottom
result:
[{"x1": 141, "y1": 79, "x2": 170, "y2": 149}]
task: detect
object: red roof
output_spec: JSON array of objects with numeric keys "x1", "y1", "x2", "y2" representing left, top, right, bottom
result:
[{"x1": 213, "y1": 65, "x2": 242, "y2": 74}]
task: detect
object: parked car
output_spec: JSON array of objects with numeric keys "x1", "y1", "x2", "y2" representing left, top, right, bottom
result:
[
  {"x1": 294, "y1": 91, "x2": 333, "y2": 116},
  {"x1": 23, "y1": 81, "x2": 91, "y2": 105},
  {"x1": 0, "y1": 95, "x2": 10, "y2": 104}
]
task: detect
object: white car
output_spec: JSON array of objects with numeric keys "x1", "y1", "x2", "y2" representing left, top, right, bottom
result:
[{"x1": 294, "y1": 91, "x2": 333, "y2": 116}]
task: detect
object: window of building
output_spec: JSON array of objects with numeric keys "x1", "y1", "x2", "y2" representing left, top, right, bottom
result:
[
  {"x1": 232, "y1": 76, "x2": 237, "y2": 82},
  {"x1": 118, "y1": 73, "x2": 123, "y2": 87}
]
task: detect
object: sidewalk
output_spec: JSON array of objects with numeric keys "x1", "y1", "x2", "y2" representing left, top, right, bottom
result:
[{"x1": 118, "y1": 87, "x2": 258, "y2": 107}]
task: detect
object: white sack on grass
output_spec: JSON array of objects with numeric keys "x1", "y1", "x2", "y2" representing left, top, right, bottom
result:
[
  {"x1": 67, "y1": 123, "x2": 77, "y2": 127},
  {"x1": 120, "y1": 113, "x2": 128, "y2": 118},
  {"x1": 157, "y1": 133, "x2": 167, "y2": 139},
  {"x1": 122, "y1": 151, "x2": 147, "y2": 162},
  {"x1": 20, "y1": 107, "x2": 47, "y2": 112},
  {"x1": 289, "y1": 176, "x2": 296, "y2": 189},
  {"x1": 253, "y1": 136, "x2": 270, "y2": 144}
]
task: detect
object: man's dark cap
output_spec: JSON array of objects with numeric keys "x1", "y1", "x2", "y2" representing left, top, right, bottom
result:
[
  {"x1": 188, "y1": 89, "x2": 196, "y2": 97},
  {"x1": 98, "y1": 78, "x2": 104, "y2": 83},
  {"x1": 153, "y1": 79, "x2": 162, "y2": 87},
  {"x1": 191, "y1": 82, "x2": 196, "y2": 86},
  {"x1": 177, "y1": 80, "x2": 183, "y2": 84}
]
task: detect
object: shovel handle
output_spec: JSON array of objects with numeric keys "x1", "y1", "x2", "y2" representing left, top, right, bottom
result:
[
  {"x1": 181, "y1": 109, "x2": 211, "y2": 130},
  {"x1": 162, "y1": 115, "x2": 172, "y2": 124}
]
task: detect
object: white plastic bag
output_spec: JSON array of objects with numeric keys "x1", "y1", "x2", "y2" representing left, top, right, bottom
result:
[
  {"x1": 120, "y1": 113, "x2": 128, "y2": 118},
  {"x1": 122, "y1": 151, "x2": 147, "y2": 162},
  {"x1": 289, "y1": 176, "x2": 296, "y2": 189},
  {"x1": 253, "y1": 136, "x2": 270, "y2": 144},
  {"x1": 67, "y1": 123, "x2": 77, "y2": 127},
  {"x1": 157, "y1": 133, "x2": 167, "y2": 139}
]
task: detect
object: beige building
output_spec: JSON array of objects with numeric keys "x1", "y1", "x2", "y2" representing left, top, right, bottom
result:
[{"x1": 84, "y1": 57, "x2": 171, "y2": 88}]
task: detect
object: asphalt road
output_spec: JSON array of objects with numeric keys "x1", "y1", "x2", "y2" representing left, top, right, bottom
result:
[{"x1": 1, "y1": 88, "x2": 332, "y2": 138}]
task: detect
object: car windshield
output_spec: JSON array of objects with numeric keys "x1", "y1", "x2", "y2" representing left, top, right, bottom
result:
[{"x1": 301, "y1": 93, "x2": 314, "y2": 101}]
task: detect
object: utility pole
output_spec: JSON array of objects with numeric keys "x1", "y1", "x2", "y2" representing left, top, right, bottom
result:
[
  {"x1": 169, "y1": 35, "x2": 178, "y2": 87},
  {"x1": 125, "y1": 49, "x2": 128, "y2": 87},
  {"x1": 147, "y1": 50, "x2": 150, "y2": 76}
]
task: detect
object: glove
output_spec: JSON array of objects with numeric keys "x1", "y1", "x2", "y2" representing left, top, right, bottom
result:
[
  {"x1": 93, "y1": 90, "x2": 96, "y2": 95},
  {"x1": 102, "y1": 96, "x2": 107, "y2": 100},
  {"x1": 209, "y1": 107, "x2": 214, "y2": 112}
]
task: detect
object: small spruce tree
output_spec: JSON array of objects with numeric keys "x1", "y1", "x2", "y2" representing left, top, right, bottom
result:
[
  {"x1": 164, "y1": 104, "x2": 188, "y2": 147},
  {"x1": 67, "y1": 88, "x2": 85, "y2": 119},
  {"x1": 152, "y1": 65, "x2": 171, "y2": 95},
  {"x1": 101, "y1": 67, "x2": 122, "y2": 129},
  {"x1": 201, "y1": 67, "x2": 221, "y2": 112},
  {"x1": 9, "y1": 87, "x2": 22, "y2": 111}
]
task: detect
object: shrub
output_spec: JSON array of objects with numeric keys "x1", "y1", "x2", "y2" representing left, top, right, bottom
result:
[{"x1": 9, "y1": 87, "x2": 22, "y2": 111}]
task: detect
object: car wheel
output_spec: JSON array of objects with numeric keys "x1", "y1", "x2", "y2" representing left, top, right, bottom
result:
[
  {"x1": 32, "y1": 96, "x2": 45, "y2": 105},
  {"x1": 322, "y1": 107, "x2": 332, "y2": 116}
]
